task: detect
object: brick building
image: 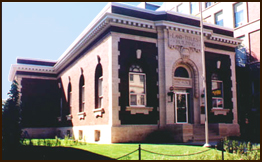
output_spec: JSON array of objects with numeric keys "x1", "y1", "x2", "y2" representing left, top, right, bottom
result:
[{"x1": 9, "y1": 2, "x2": 242, "y2": 143}]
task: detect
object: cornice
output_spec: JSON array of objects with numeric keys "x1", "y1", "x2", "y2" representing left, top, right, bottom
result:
[
  {"x1": 155, "y1": 21, "x2": 241, "y2": 46},
  {"x1": 54, "y1": 12, "x2": 157, "y2": 73},
  {"x1": 9, "y1": 64, "x2": 56, "y2": 81},
  {"x1": 54, "y1": 2, "x2": 238, "y2": 72}
]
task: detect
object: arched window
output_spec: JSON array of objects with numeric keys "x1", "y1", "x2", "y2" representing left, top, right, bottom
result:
[
  {"x1": 174, "y1": 67, "x2": 189, "y2": 78},
  {"x1": 211, "y1": 73, "x2": 223, "y2": 109},
  {"x1": 95, "y1": 63, "x2": 103, "y2": 108},
  {"x1": 79, "y1": 75, "x2": 85, "y2": 112},
  {"x1": 129, "y1": 64, "x2": 146, "y2": 106},
  {"x1": 68, "y1": 82, "x2": 72, "y2": 114}
]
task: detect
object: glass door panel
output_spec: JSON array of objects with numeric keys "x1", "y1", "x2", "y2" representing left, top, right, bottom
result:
[{"x1": 175, "y1": 93, "x2": 188, "y2": 123}]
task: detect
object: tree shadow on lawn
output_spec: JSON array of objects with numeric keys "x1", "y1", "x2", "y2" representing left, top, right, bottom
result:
[{"x1": 3, "y1": 145, "x2": 115, "y2": 160}]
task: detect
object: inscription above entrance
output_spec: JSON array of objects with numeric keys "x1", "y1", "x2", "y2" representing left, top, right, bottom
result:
[
  {"x1": 173, "y1": 77, "x2": 192, "y2": 88},
  {"x1": 168, "y1": 30, "x2": 201, "y2": 52}
]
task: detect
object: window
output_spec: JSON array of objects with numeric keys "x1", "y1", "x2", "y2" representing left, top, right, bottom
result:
[
  {"x1": 60, "y1": 97, "x2": 62, "y2": 118},
  {"x1": 69, "y1": 92, "x2": 72, "y2": 113},
  {"x1": 190, "y1": 2, "x2": 199, "y2": 15},
  {"x1": 57, "y1": 130, "x2": 61, "y2": 138},
  {"x1": 67, "y1": 130, "x2": 71, "y2": 137},
  {"x1": 215, "y1": 11, "x2": 223, "y2": 26},
  {"x1": 174, "y1": 67, "x2": 189, "y2": 78},
  {"x1": 211, "y1": 73, "x2": 223, "y2": 109},
  {"x1": 98, "y1": 77, "x2": 103, "y2": 108},
  {"x1": 234, "y1": 2, "x2": 244, "y2": 28},
  {"x1": 130, "y1": 74, "x2": 134, "y2": 82},
  {"x1": 68, "y1": 82, "x2": 72, "y2": 114},
  {"x1": 94, "y1": 130, "x2": 100, "y2": 142},
  {"x1": 177, "y1": 3, "x2": 185, "y2": 14},
  {"x1": 205, "y1": 2, "x2": 213, "y2": 8},
  {"x1": 79, "y1": 75, "x2": 85, "y2": 112},
  {"x1": 79, "y1": 130, "x2": 83, "y2": 140},
  {"x1": 129, "y1": 65, "x2": 146, "y2": 106},
  {"x1": 95, "y1": 63, "x2": 103, "y2": 108}
]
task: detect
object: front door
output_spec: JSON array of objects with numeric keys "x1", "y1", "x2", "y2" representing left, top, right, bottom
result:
[{"x1": 175, "y1": 92, "x2": 189, "y2": 123}]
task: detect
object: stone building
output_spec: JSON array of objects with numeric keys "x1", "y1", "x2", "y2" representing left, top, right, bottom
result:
[
  {"x1": 9, "y1": 2, "x2": 242, "y2": 143},
  {"x1": 158, "y1": 1, "x2": 260, "y2": 142}
]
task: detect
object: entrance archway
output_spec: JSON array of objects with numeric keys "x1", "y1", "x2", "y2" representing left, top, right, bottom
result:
[{"x1": 172, "y1": 59, "x2": 199, "y2": 124}]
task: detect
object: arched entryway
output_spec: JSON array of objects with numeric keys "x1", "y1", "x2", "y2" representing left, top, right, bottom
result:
[{"x1": 172, "y1": 59, "x2": 199, "y2": 124}]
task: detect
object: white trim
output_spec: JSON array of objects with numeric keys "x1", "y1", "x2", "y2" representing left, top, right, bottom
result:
[
  {"x1": 93, "y1": 108, "x2": 104, "y2": 117},
  {"x1": 77, "y1": 112, "x2": 86, "y2": 120},
  {"x1": 16, "y1": 57, "x2": 57, "y2": 63},
  {"x1": 108, "y1": 36, "x2": 113, "y2": 126},
  {"x1": 155, "y1": 20, "x2": 212, "y2": 35},
  {"x1": 211, "y1": 108, "x2": 230, "y2": 115},
  {"x1": 205, "y1": 47, "x2": 236, "y2": 56},
  {"x1": 13, "y1": 75, "x2": 57, "y2": 81},
  {"x1": 9, "y1": 64, "x2": 56, "y2": 81},
  {"x1": 204, "y1": 39, "x2": 240, "y2": 48},
  {"x1": 126, "y1": 106, "x2": 153, "y2": 115}
]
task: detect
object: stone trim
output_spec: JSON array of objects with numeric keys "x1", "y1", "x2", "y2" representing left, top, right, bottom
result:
[
  {"x1": 126, "y1": 106, "x2": 153, "y2": 115},
  {"x1": 9, "y1": 64, "x2": 55, "y2": 81},
  {"x1": 77, "y1": 112, "x2": 86, "y2": 120},
  {"x1": 57, "y1": 117, "x2": 62, "y2": 122},
  {"x1": 211, "y1": 108, "x2": 230, "y2": 115},
  {"x1": 93, "y1": 108, "x2": 105, "y2": 118},
  {"x1": 172, "y1": 59, "x2": 199, "y2": 98},
  {"x1": 66, "y1": 114, "x2": 73, "y2": 121},
  {"x1": 163, "y1": 27, "x2": 241, "y2": 45}
]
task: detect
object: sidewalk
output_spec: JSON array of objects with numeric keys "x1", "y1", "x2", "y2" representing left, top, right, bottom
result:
[{"x1": 182, "y1": 141, "x2": 219, "y2": 147}]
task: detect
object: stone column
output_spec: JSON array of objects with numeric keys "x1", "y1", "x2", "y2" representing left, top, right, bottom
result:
[
  {"x1": 229, "y1": 53, "x2": 238, "y2": 124},
  {"x1": 157, "y1": 26, "x2": 167, "y2": 127},
  {"x1": 110, "y1": 34, "x2": 121, "y2": 126}
]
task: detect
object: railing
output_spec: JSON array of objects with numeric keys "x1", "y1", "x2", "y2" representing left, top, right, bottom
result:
[
  {"x1": 115, "y1": 142, "x2": 260, "y2": 160},
  {"x1": 115, "y1": 144, "x2": 212, "y2": 160}
]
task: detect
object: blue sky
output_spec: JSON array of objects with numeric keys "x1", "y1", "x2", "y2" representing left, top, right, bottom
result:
[{"x1": 2, "y1": 2, "x2": 163, "y2": 99}]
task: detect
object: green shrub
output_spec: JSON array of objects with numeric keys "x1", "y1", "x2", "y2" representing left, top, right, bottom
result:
[
  {"x1": 55, "y1": 136, "x2": 61, "y2": 146},
  {"x1": 222, "y1": 137, "x2": 260, "y2": 160}
]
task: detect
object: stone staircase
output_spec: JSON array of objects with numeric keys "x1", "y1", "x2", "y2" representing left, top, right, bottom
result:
[{"x1": 192, "y1": 124, "x2": 223, "y2": 142}]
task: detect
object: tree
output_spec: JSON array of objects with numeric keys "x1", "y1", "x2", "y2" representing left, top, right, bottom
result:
[{"x1": 2, "y1": 80, "x2": 22, "y2": 151}]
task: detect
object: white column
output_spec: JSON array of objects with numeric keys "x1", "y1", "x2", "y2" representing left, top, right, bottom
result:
[
  {"x1": 157, "y1": 26, "x2": 167, "y2": 127},
  {"x1": 229, "y1": 54, "x2": 238, "y2": 124},
  {"x1": 110, "y1": 34, "x2": 121, "y2": 126}
]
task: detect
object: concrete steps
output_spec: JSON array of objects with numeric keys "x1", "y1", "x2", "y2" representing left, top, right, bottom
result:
[{"x1": 192, "y1": 125, "x2": 223, "y2": 142}]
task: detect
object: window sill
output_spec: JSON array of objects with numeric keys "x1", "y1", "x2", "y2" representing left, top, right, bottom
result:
[
  {"x1": 66, "y1": 114, "x2": 73, "y2": 121},
  {"x1": 57, "y1": 117, "x2": 62, "y2": 122},
  {"x1": 77, "y1": 112, "x2": 86, "y2": 120},
  {"x1": 126, "y1": 106, "x2": 153, "y2": 115},
  {"x1": 93, "y1": 108, "x2": 104, "y2": 118},
  {"x1": 211, "y1": 108, "x2": 230, "y2": 115}
]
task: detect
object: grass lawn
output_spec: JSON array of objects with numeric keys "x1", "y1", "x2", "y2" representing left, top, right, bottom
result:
[
  {"x1": 71, "y1": 143, "x2": 221, "y2": 160},
  {"x1": 22, "y1": 139, "x2": 260, "y2": 160}
]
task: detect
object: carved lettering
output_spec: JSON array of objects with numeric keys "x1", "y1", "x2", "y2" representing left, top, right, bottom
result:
[
  {"x1": 173, "y1": 78, "x2": 192, "y2": 88},
  {"x1": 168, "y1": 31, "x2": 201, "y2": 51}
]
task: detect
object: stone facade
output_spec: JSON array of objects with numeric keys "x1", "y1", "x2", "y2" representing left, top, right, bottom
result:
[{"x1": 10, "y1": 2, "x2": 242, "y2": 143}]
